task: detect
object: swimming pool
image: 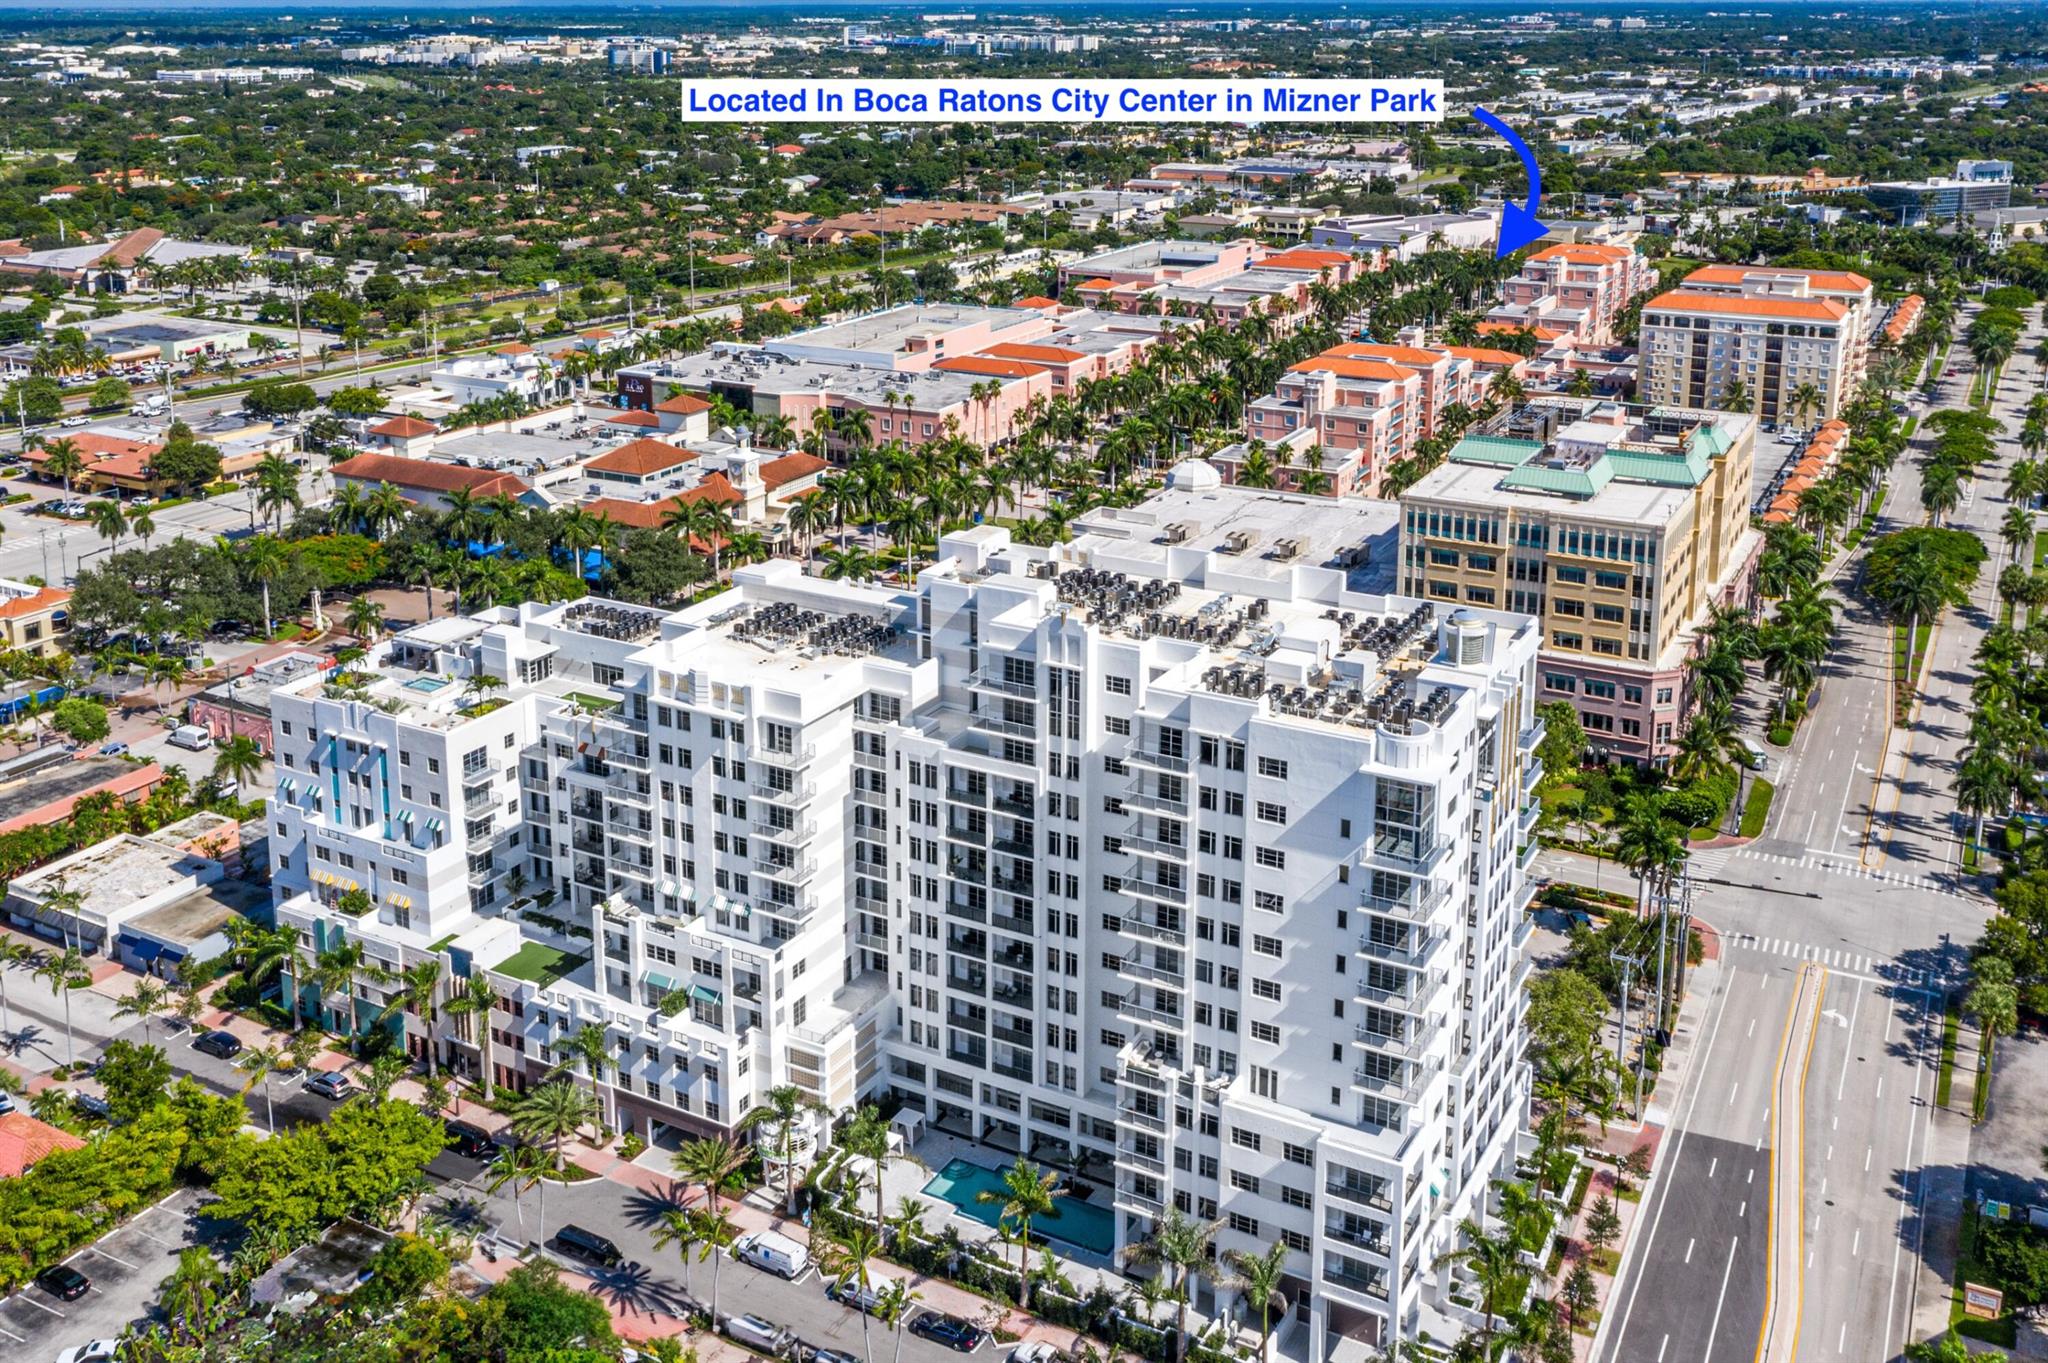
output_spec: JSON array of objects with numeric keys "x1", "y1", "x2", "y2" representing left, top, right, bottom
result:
[
  {"x1": 403, "y1": 676, "x2": 451, "y2": 693},
  {"x1": 920, "y1": 1157, "x2": 1117, "y2": 1256}
]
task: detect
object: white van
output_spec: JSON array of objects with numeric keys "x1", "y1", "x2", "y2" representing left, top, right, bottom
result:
[
  {"x1": 1738, "y1": 738, "x2": 1770, "y2": 772},
  {"x1": 168, "y1": 725, "x2": 213, "y2": 751},
  {"x1": 724, "y1": 1314, "x2": 793, "y2": 1355},
  {"x1": 734, "y1": 1229, "x2": 809, "y2": 1280}
]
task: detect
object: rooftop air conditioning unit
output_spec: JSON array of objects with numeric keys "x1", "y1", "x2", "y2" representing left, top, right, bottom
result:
[{"x1": 1163, "y1": 522, "x2": 1191, "y2": 545}]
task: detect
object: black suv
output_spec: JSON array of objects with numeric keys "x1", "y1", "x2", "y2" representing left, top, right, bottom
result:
[
  {"x1": 445, "y1": 1121, "x2": 497, "y2": 1159},
  {"x1": 36, "y1": 1263, "x2": 90, "y2": 1301},
  {"x1": 192, "y1": 1030, "x2": 243, "y2": 1060},
  {"x1": 552, "y1": 1225, "x2": 623, "y2": 1269},
  {"x1": 910, "y1": 1313, "x2": 985, "y2": 1352}
]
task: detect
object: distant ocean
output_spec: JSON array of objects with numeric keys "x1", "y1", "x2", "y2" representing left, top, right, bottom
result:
[{"x1": 0, "y1": 0, "x2": 1936, "y2": 12}]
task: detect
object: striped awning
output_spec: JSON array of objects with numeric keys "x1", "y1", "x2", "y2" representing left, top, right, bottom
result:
[
  {"x1": 689, "y1": 984, "x2": 723, "y2": 1006},
  {"x1": 646, "y1": 971, "x2": 678, "y2": 992}
]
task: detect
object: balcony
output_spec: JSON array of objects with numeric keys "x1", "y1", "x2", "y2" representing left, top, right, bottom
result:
[
  {"x1": 1353, "y1": 1019, "x2": 1440, "y2": 1061},
  {"x1": 990, "y1": 870, "x2": 1032, "y2": 896},
  {"x1": 1324, "y1": 1177, "x2": 1394, "y2": 1213},
  {"x1": 1121, "y1": 830, "x2": 1191, "y2": 861},
  {"x1": 991, "y1": 1058, "x2": 1032, "y2": 1082},
  {"x1": 1356, "y1": 837, "x2": 1452, "y2": 879},
  {"x1": 1357, "y1": 929, "x2": 1444, "y2": 968},
  {"x1": 1113, "y1": 1184, "x2": 1166, "y2": 1218},
  {"x1": 610, "y1": 820, "x2": 653, "y2": 846},
  {"x1": 1125, "y1": 744, "x2": 1190, "y2": 774},
  {"x1": 571, "y1": 831, "x2": 605, "y2": 855},
  {"x1": 1118, "y1": 874, "x2": 1188, "y2": 907},
  {"x1": 751, "y1": 777, "x2": 817, "y2": 805},
  {"x1": 1325, "y1": 1220, "x2": 1392, "y2": 1257},
  {"x1": 947, "y1": 1009, "x2": 987, "y2": 1035},
  {"x1": 947, "y1": 972, "x2": 988, "y2": 997},
  {"x1": 1356, "y1": 967, "x2": 1443, "y2": 1012},
  {"x1": 966, "y1": 669, "x2": 1038, "y2": 698},
  {"x1": 1116, "y1": 908, "x2": 1187, "y2": 947},
  {"x1": 754, "y1": 742, "x2": 817, "y2": 768},
  {"x1": 991, "y1": 981, "x2": 1033, "y2": 1007},
  {"x1": 1116, "y1": 1140, "x2": 1167, "y2": 1176},
  {"x1": 947, "y1": 784, "x2": 989, "y2": 808},
  {"x1": 1115, "y1": 989, "x2": 1184, "y2": 1031},
  {"x1": 856, "y1": 931, "x2": 889, "y2": 953},
  {"x1": 1120, "y1": 955, "x2": 1185, "y2": 988},
  {"x1": 754, "y1": 853, "x2": 817, "y2": 885},
  {"x1": 990, "y1": 833, "x2": 1034, "y2": 859},
  {"x1": 970, "y1": 712, "x2": 1037, "y2": 741},
  {"x1": 945, "y1": 820, "x2": 989, "y2": 847},
  {"x1": 853, "y1": 749, "x2": 890, "y2": 772},
  {"x1": 1321, "y1": 1261, "x2": 1390, "y2": 1302},
  {"x1": 1360, "y1": 878, "x2": 1446, "y2": 925},
  {"x1": 989, "y1": 908, "x2": 1035, "y2": 936},
  {"x1": 753, "y1": 815, "x2": 816, "y2": 842},
  {"x1": 1350, "y1": 1063, "x2": 1428, "y2": 1105},
  {"x1": 991, "y1": 791, "x2": 1035, "y2": 819},
  {"x1": 1122, "y1": 781, "x2": 1188, "y2": 816}
]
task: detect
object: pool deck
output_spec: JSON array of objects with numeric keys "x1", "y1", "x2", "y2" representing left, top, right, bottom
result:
[{"x1": 906, "y1": 1131, "x2": 1125, "y2": 1283}]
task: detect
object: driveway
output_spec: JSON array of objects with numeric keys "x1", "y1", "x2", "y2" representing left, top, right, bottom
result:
[{"x1": 0, "y1": 1187, "x2": 232, "y2": 1356}]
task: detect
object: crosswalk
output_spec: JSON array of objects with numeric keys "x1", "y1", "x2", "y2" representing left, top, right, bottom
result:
[
  {"x1": 1718, "y1": 931, "x2": 1947, "y2": 988},
  {"x1": 1686, "y1": 846, "x2": 1968, "y2": 899}
]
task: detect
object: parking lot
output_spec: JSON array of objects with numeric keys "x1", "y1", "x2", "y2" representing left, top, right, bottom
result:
[{"x1": 0, "y1": 1187, "x2": 231, "y2": 1356}]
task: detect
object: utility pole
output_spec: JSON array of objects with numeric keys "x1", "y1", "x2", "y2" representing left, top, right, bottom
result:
[
  {"x1": 1610, "y1": 946, "x2": 1646, "y2": 1120},
  {"x1": 1669, "y1": 870, "x2": 1695, "y2": 1041}
]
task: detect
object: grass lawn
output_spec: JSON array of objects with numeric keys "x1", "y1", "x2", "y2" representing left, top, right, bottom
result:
[
  {"x1": 1893, "y1": 620, "x2": 1932, "y2": 702},
  {"x1": 493, "y1": 941, "x2": 585, "y2": 987},
  {"x1": 1950, "y1": 1202, "x2": 2022, "y2": 1346},
  {"x1": 1739, "y1": 778, "x2": 1776, "y2": 838},
  {"x1": 1844, "y1": 487, "x2": 1889, "y2": 551},
  {"x1": 1936, "y1": 1000, "x2": 1960, "y2": 1108}
]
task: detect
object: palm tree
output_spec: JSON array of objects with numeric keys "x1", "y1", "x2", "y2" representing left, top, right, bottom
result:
[
  {"x1": 87, "y1": 498, "x2": 126, "y2": 552},
  {"x1": 1788, "y1": 381, "x2": 1824, "y2": 427},
  {"x1": 1612, "y1": 793, "x2": 1684, "y2": 919},
  {"x1": 549, "y1": 1021, "x2": 616, "y2": 1135},
  {"x1": 737, "y1": 1083, "x2": 825, "y2": 1215},
  {"x1": 445, "y1": 973, "x2": 501, "y2": 1099},
  {"x1": 1432, "y1": 1218, "x2": 1525, "y2": 1359},
  {"x1": 1123, "y1": 1208, "x2": 1220, "y2": 1358},
  {"x1": 159, "y1": 1245, "x2": 224, "y2": 1345},
  {"x1": 1965, "y1": 956, "x2": 2020, "y2": 1075},
  {"x1": 874, "y1": 1278, "x2": 924, "y2": 1363},
  {"x1": 1718, "y1": 377, "x2": 1751, "y2": 414},
  {"x1": 33, "y1": 947, "x2": 88, "y2": 1067},
  {"x1": 39, "y1": 436, "x2": 86, "y2": 498},
  {"x1": 344, "y1": 595, "x2": 386, "y2": 642},
  {"x1": 237, "y1": 1044, "x2": 287, "y2": 1133},
  {"x1": 213, "y1": 734, "x2": 265, "y2": 789},
  {"x1": 1955, "y1": 744, "x2": 2013, "y2": 853},
  {"x1": 678, "y1": 1134, "x2": 750, "y2": 1212},
  {"x1": 238, "y1": 535, "x2": 294, "y2": 638},
  {"x1": 651, "y1": 1206, "x2": 706, "y2": 1293},
  {"x1": 1221, "y1": 1240, "x2": 1290, "y2": 1359},
  {"x1": 374, "y1": 959, "x2": 441, "y2": 1077},
  {"x1": 840, "y1": 1104, "x2": 893, "y2": 1241},
  {"x1": 512, "y1": 1079, "x2": 599, "y2": 1173},
  {"x1": 113, "y1": 977, "x2": 170, "y2": 1045},
  {"x1": 818, "y1": 1222, "x2": 887, "y2": 1363},
  {"x1": 975, "y1": 1157, "x2": 1063, "y2": 1304},
  {"x1": 694, "y1": 1203, "x2": 738, "y2": 1324},
  {"x1": 310, "y1": 937, "x2": 379, "y2": 1043},
  {"x1": 488, "y1": 1142, "x2": 555, "y2": 1243}
]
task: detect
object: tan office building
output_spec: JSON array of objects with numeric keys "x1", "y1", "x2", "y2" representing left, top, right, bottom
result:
[
  {"x1": 1636, "y1": 266, "x2": 1873, "y2": 426},
  {"x1": 1398, "y1": 399, "x2": 1759, "y2": 764}
]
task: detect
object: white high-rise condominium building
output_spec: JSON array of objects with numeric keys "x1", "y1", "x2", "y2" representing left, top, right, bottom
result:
[{"x1": 266, "y1": 466, "x2": 1542, "y2": 1355}]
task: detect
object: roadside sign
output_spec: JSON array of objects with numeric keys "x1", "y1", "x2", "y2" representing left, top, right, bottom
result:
[{"x1": 1964, "y1": 1283, "x2": 2004, "y2": 1320}]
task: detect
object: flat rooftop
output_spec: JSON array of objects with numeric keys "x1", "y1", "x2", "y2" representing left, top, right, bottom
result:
[
  {"x1": 0, "y1": 755, "x2": 149, "y2": 826},
  {"x1": 1069, "y1": 239, "x2": 1241, "y2": 273},
  {"x1": 11, "y1": 835, "x2": 215, "y2": 926},
  {"x1": 125, "y1": 876, "x2": 268, "y2": 948},
  {"x1": 650, "y1": 562, "x2": 920, "y2": 682},
  {"x1": 765, "y1": 303, "x2": 1026, "y2": 357}
]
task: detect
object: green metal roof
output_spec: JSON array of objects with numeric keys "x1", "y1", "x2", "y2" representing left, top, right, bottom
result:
[
  {"x1": 1448, "y1": 435, "x2": 1546, "y2": 467},
  {"x1": 645, "y1": 971, "x2": 678, "y2": 993},
  {"x1": 1501, "y1": 459, "x2": 1616, "y2": 497},
  {"x1": 690, "y1": 984, "x2": 724, "y2": 1006},
  {"x1": 1605, "y1": 448, "x2": 1708, "y2": 487},
  {"x1": 1686, "y1": 422, "x2": 1734, "y2": 459}
]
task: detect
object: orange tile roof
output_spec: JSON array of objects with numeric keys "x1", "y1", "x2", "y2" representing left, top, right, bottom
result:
[
  {"x1": 1644, "y1": 291, "x2": 1848, "y2": 322},
  {"x1": 1780, "y1": 476, "x2": 1815, "y2": 495},
  {"x1": 1288, "y1": 356, "x2": 1412, "y2": 381},
  {"x1": 1682, "y1": 264, "x2": 1872, "y2": 293},
  {"x1": 330, "y1": 453, "x2": 529, "y2": 499},
  {"x1": 1529, "y1": 243, "x2": 1633, "y2": 264},
  {"x1": 598, "y1": 409, "x2": 662, "y2": 428},
  {"x1": 1337, "y1": 342, "x2": 1453, "y2": 368},
  {"x1": 1476, "y1": 320, "x2": 1566, "y2": 340},
  {"x1": 655, "y1": 393, "x2": 711, "y2": 416},
  {"x1": 586, "y1": 438, "x2": 693, "y2": 477},
  {"x1": 494, "y1": 342, "x2": 534, "y2": 355},
  {"x1": 933, "y1": 356, "x2": 1036, "y2": 379},
  {"x1": 1446, "y1": 346, "x2": 1530, "y2": 367},
  {"x1": 0, "y1": 1112, "x2": 86, "y2": 1178},
  {"x1": 1074, "y1": 278, "x2": 1118, "y2": 291},
  {"x1": 1013, "y1": 295, "x2": 1060, "y2": 309},
  {"x1": 982, "y1": 342, "x2": 1088, "y2": 364},
  {"x1": 761, "y1": 452, "x2": 828, "y2": 490},
  {"x1": 369, "y1": 415, "x2": 436, "y2": 439},
  {"x1": 0, "y1": 586, "x2": 69, "y2": 621},
  {"x1": 1258, "y1": 249, "x2": 1354, "y2": 271},
  {"x1": 1762, "y1": 509, "x2": 1793, "y2": 524}
]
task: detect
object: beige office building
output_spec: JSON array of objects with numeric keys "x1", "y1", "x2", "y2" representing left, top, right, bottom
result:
[
  {"x1": 1398, "y1": 399, "x2": 1759, "y2": 764},
  {"x1": 1636, "y1": 267, "x2": 1874, "y2": 426}
]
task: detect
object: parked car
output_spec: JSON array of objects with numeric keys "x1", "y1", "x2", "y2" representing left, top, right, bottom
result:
[
  {"x1": 1010, "y1": 1344, "x2": 1065, "y2": 1363},
  {"x1": 735, "y1": 1229, "x2": 809, "y2": 1279},
  {"x1": 724, "y1": 1314, "x2": 794, "y2": 1356},
  {"x1": 36, "y1": 1263, "x2": 91, "y2": 1301},
  {"x1": 444, "y1": 1120, "x2": 497, "y2": 1159},
  {"x1": 97, "y1": 741, "x2": 128, "y2": 757},
  {"x1": 56, "y1": 1340, "x2": 119, "y2": 1363},
  {"x1": 827, "y1": 1276, "x2": 884, "y2": 1312},
  {"x1": 72, "y1": 1092, "x2": 111, "y2": 1119},
  {"x1": 552, "y1": 1224, "x2": 623, "y2": 1269},
  {"x1": 910, "y1": 1313, "x2": 985, "y2": 1353},
  {"x1": 306, "y1": 1071, "x2": 352, "y2": 1100},
  {"x1": 0, "y1": 1089, "x2": 14, "y2": 1115},
  {"x1": 59, "y1": 414, "x2": 90, "y2": 428},
  {"x1": 810, "y1": 1349, "x2": 860, "y2": 1363},
  {"x1": 192, "y1": 1030, "x2": 243, "y2": 1060}
]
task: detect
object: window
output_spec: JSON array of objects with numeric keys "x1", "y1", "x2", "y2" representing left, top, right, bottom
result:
[
  {"x1": 1230, "y1": 1171, "x2": 1261, "y2": 1194},
  {"x1": 1254, "y1": 847, "x2": 1285, "y2": 870},
  {"x1": 1252, "y1": 934, "x2": 1282, "y2": 959},
  {"x1": 1105, "y1": 715, "x2": 1131, "y2": 736},
  {"x1": 1281, "y1": 1185, "x2": 1312, "y2": 1209},
  {"x1": 1283, "y1": 1141, "x2": 1313, "y2": 1166},
  {"x1": 1106, "y1": 676, "x2": 1132, "y2": 695},
  {"x1": 1252, "y1": 979, "x2": 1281, "y2": 1002},
  {"x1": 1280, "y1": 1229, "x2": 1311, "y2": 1253},
  {"x1": 1250, "y1": 1021, "x2": 1279, "y2": 1043},
  {"x1": 1255, "y1": 801, "x2": 1287, "y2": 825},
  {"x1": 1256, "y1": 756, "x2": 1288, "y2": 780},
  {"x1": 1229, "y1": 1127, "x2": 1262, "y2": 1152}
]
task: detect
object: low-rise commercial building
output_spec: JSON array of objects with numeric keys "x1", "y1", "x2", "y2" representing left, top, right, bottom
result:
[{"x1": 1398, "y1": 399, "x2": 1759, "y2": 764}]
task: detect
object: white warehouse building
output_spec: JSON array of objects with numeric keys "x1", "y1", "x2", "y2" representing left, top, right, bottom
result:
[{"x1": 265, "y1": 466, "x2": 1543, "y2": 1355}]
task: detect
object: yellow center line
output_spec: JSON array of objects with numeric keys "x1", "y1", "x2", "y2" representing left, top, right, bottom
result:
[{"x1": 1755, "y1": 964, "x2": 1826, "y2": 1363}]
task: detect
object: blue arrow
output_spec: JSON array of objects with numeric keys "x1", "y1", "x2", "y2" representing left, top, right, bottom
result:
[{"x1": 1472, "y1": 106, "x2": 1550, "y2": 258}]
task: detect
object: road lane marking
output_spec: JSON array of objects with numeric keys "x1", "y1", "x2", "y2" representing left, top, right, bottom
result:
[
  {"x1": 1839, "y1": 1322, "x2": 1847, "y2": 1354},
  {"x1": 1748, "y1": 1167, "x2": 1755, "y2": 1185},
  {"x1": 1710, "y1": 1157, "x2": 1719, "y2": 1178},
  {"x1": 1702, "y1": 1236, "x2": 1741, "y2": 1363},
  {"x1": 1603, "y1": 963, "x2": 1740, "y2": 1363},
  {"x1": 85, "y1": 1246, "x2": 139, "y2": 1270},
  {"x1": 18, "y1": 1296, "x2": 62, "y2": 1317},
  {"x1": 1685, "y1": 1238, "x2": 1694, "y2": 1264},
  {"x1": 1865, "y1": 1147, "x2": 1872, "y2": 1172},
  {"x1": 1729, "y1": 1083, "x2": 1739, "y2": 1107},
  {"x1": 0, "y1": 1322, "x2": 22, "y2": 1342},
  {"x1": 1659, "y1": 1335, "x2": 1668, "y2": 1363},
  {"x1": 1853, "y1": 1229, "x2": 1860, "y2": 1257}
]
